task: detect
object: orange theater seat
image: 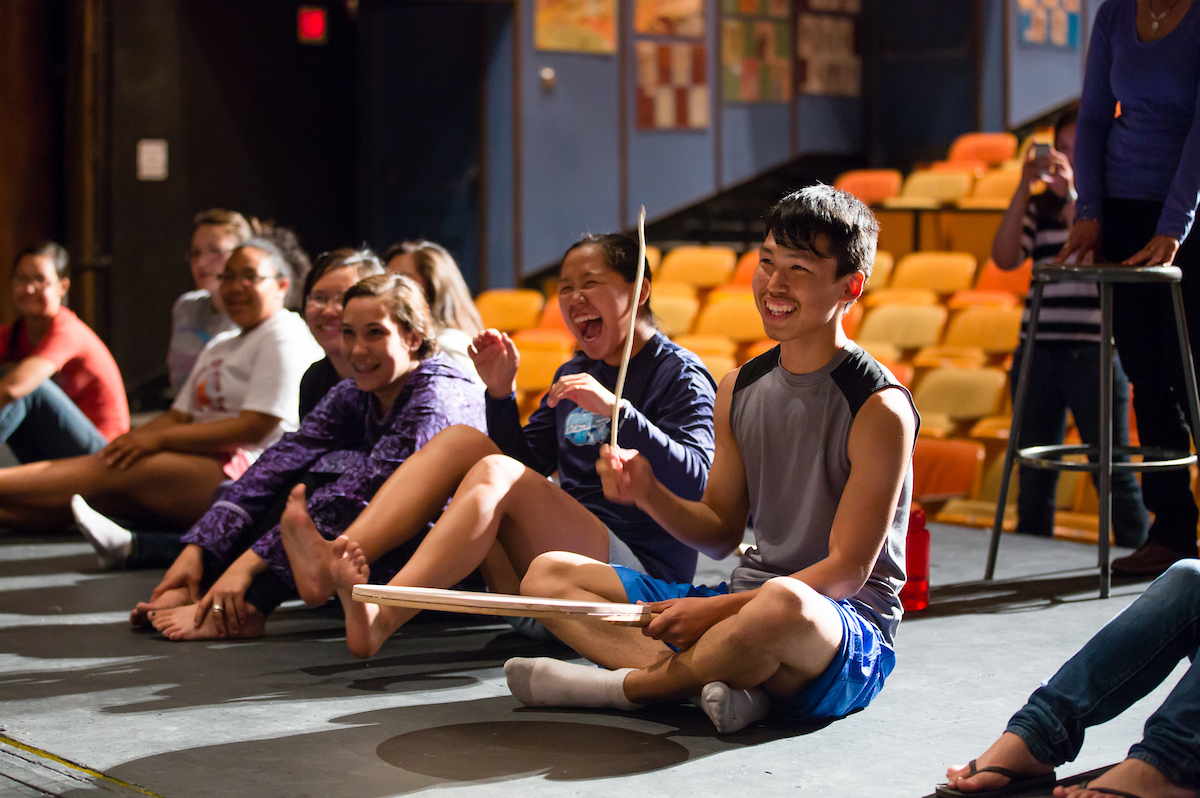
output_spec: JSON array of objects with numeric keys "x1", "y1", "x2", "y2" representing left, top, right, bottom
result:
[
  {"x1": 947, "y1": 132, "x2": 1018, "y2": 167},
  {"x1": 975, "y1": 258, "x2": 1033, "y2": 296},
  {"x1": 912, "y1": 438, "x2": 986, "y2": 504},
  {"x1": 834, "y1": 169, "x2": 904, "y2": 205},
  {"x1": 731, "y1": 250, "x2": 759, "y2": 285}
]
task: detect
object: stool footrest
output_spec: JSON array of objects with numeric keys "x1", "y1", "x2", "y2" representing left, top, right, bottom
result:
[{"x1": 1017, "y1": 444, "x2": 1196, "y2": 472}]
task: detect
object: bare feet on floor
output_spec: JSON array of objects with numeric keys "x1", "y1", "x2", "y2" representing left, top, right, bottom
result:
[
  {"x1": 149, "y1": 603, "x2": 265, "y2": 641},
  {"x1": 130, "y1": 586, "x2": 191, "y2": 628},
  {"x1": 330, "y1": 536, "x2": 378, "y2": 658},
  {"x1": 1054, "y1": 758, "x2": 1196, "y2": 798},
  {"x1": 279, "y1": 484, "x2": 336, "y2": 606},
  {"x1": 943, "y1": 732, "x2": 1055, "y2": 793}
]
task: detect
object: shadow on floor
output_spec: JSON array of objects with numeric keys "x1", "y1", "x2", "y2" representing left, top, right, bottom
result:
[
  {"x1": 81, "y1": 697, "x2": 815, "y2": 797},
  {"x1": 913, "y1": 571, "x2": 1153, "y2": 620}
]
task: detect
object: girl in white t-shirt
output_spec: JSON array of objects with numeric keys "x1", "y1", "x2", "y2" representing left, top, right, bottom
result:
[{"x1": 0, "y1": 238, "x2": 321, "y2": 532}]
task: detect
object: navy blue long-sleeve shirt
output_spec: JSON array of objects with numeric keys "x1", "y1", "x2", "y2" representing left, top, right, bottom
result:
[
  {"x1": 486, "y1": 331, "x2": 717, "y2": 583},
  {"x1": 1075, "y1": 0, "x2": 1200, "y2": 241}
]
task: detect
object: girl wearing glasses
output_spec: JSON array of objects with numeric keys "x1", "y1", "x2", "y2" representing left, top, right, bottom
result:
[
  {"x1": 0, "y1": 242, "x2": 128, "y2": 461},
  {"x1": 0, "y1": 239, "x2": 321, "y2": 550}
]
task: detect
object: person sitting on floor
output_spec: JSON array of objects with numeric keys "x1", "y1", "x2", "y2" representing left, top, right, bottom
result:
[
  {"x1": 502, "y1": 185, "x2": 918, "y2": 735},
  {"x1": 277, "y1": 232, "x2": 717, "y2": 658},
  {"x1": 168, "y1": 209, "x2": 252, "y2": 397},
  {"x1": 936, "y1": 559, "x2": 1200, "y2": 798},
  {"x1": 384, "y1": 239, "x2": 484, "y2": 380},
  {"x1": 129, "y1": 273, "x2": 484, "y2": 639},
  {"x1": 297, "y1": 247, "x2": 386, "y2": 420},
  {"x1": 0, "y1": 242, "x2": 128, "y2": 462},
  {"x1": 0, "y1": 238, "x2": 320, "y2": 537},
  {"x1": 75, "y1": 246, "x2": 385, "y2": 570}
]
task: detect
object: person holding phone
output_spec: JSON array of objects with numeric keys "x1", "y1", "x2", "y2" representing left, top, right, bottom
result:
[{"x1": 990, "y1": 107, "x2": 1148, "y2": 548}]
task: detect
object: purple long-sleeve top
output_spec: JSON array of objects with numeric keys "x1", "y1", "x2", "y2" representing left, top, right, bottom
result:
[
  {"x1": 1075, "y1": 0, "x2": 1200, "y2": 241},
  {"x1": 180, "y1": 353, "x2": 485, "y2": 586}
]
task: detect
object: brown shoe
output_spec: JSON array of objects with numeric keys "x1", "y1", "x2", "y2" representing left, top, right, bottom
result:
[{"x1": 1111, "y1": 541, "x2": 1197, "y2": 578}]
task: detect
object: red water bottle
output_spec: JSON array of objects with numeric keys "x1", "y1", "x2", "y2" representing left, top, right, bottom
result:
[{"x1": 900, "y1": 505, "x2": 929, "y2": 612}]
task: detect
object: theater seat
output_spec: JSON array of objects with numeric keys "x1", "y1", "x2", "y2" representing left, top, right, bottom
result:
[
  {"x1": 476, "y1": 289, "x2": 545, "y2": 333},
  {"x1": 857, "y1": 304, "x2": 947, "y2": 352},
  {"x1": 947, "y1": 131, "x2": 1018, "y2": 166},
  {"x1": 890, "y1": 252, "x2": 978, "y2": 295},
  {"x1": 657, "y1": 246, "x2": 737, "y2": 288},
  {"x1": 880, "y1": 170, "x2": 975, "y2": 210},
  {"x1": 833, "y1": 169, "x2": 904, "y2": 205},
  {"x1": 913, "y1": 367, "x2": 1008, "y2": 438}
]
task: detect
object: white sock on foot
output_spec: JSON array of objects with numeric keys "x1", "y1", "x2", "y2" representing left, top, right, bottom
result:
[
  {"x1": 505, "y1": 657, "x2": 641, "y2": 710},
  {"x1": 700, "y1": 681, "x2": 771, "y2": 733},
  {"x1": 71, "y1": 494, "x2": 132, "y2": 569}
]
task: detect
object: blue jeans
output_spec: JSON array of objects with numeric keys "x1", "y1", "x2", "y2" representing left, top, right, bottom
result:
[
  {"x1": 0, "y1": 380, "x2": 108, "y2": 462},
  {"x1": 1011, "y1": 342, "x2": 1149, "y2": 548},
  {"x1": 1007, "y1": 560, "x2": 1200, "y2": 789}
]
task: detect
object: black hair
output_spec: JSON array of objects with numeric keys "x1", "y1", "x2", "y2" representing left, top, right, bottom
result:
[
  {"x1": 14, "y1": 241, "x2": 69, "y2": 279},
  {"x1": 763, "y1": 185, "x2": 879, "y2": 282},
  {"x1": 560, "y1": 233, "x2": 653, "y2": 320},
  {"x1": 302, "y1": 247, "x2": 385, "y2": 307}
]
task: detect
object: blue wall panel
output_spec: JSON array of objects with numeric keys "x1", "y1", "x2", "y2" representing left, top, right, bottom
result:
[
  {"x1": 1007, "y1": 0, "x2": 1086, "y2": 125},
  {"x1": 721, "y1": 104, "x2": 792, "y2": 186},
  {"x1": 795, "y1": 95, "x2": 863, "y2": 154},
  {"x1": 519, "y1": 0, "x2": 621, "y2": 275},
  {"x1": 625, "y1": 0, "x2": 719, "y2": 228}
]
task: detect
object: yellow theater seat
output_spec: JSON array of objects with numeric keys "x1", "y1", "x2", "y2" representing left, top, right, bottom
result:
[
  {"x1": 476, "y1": 289, "x2": 545, "y2": 333},
  {"x1": 857, "y1": 304, "x2": 947, "y2": 351},
  {"x1": 692, "y1": 295, "x2": 766, "y2": 343},
  {"x1": 864, "y1": 250, "x2": 895, "y2": 291},
  {"x1": 657, "y1": 246, "x2": 737, "y2": 288},
  {"x1": 890, "y1": 252, "x2": 978, "y2": 295},
  {"x1": 650, "y1": 291, "x2": 700, "y2": 337},
  {"x1": 913, "y1": 367, "x2": 1008, "y2": 437},
  {"x1": 879, "y1": 170, "x2": 975, "y2": 210}
]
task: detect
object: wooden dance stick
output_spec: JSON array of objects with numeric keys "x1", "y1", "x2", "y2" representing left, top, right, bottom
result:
[
  {"x1": 611, "y1": 205, "x2": 648, "y2": 448},
  {"x1": 352, "y1": 584, "x2": 653, "y2": 626}
]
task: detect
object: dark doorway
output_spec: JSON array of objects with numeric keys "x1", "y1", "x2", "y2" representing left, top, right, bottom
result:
[{"x1": 361, "y1": 1, "x2": 509, "y2": 290}]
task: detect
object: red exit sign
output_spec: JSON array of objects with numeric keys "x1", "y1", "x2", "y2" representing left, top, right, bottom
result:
[{"x1": 297, "y1": 6, "x2": 328, "y2": 45}]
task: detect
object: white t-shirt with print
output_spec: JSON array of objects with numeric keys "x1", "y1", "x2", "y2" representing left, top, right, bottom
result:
[{"x1": 172, "y1": 310, "x2": 323, "y2": 460}]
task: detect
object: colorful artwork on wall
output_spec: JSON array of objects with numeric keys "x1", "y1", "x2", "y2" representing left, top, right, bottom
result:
[
  {"x1": 636, "y1": 41, "x2": 710, "y2": 129},
  {"x1": 796, "y1": 0, "x2": 860, "y2": 97},
  {"x1": 720, "y1": 0, "x2": 792, "y2": 103},
  {"x1": 635, "y1": 0, "x2": 705, "y2": 38},
  {"x1": 534, "y1": 0, "x2": 618, "y2": 54},
  {"x1": 1018, "y1": 0, "x2": 1080, "y2": 49}
]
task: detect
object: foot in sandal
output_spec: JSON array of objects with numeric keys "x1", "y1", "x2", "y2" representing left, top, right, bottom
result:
[
  {"x1": 939, "y1": 732, "x2": 1055, "y2": 796},
  {"x1": 1054, "y1": 758, "x2": 1196, "y2": 798}
]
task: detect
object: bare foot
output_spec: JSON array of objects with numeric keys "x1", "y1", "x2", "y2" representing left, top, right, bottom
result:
[
  {"x1": 330, "y1": 537, "x2": 382, "y2": 659},
  {"x1": 279, "y1": 484, "x2": 336, "y2": 606},
  {"x1": 944, "y1": 732, "x2": 1055, "y2": 793},
  {"x1": 149, "y1": 603, "x2": 265, "y2": 641},
  {"x1": 130, "y1": 586, "x2": 190, "y2": 628},
  {"x1": 1055, "y1": 758, "x2": 1196, "y2": 798}
]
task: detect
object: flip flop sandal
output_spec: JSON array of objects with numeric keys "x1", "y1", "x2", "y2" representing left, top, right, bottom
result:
[
  {"x1": 935, "y1": 759, "x2": 1058, "y2": 798},
  {"x1": 1074, "y1": 780, "x2": 1143, "y2": 798}
]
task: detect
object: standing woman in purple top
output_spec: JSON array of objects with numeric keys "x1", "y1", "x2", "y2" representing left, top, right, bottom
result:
[
  {"x1": 133, "y1": 274, "x2": 485, "y2": 640},
  {"x1": 1057, "y1": 0, "x2": 1200, "y2": 576}
]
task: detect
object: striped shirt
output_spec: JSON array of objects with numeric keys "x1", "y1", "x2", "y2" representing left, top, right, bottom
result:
[{"x1": 1019, "y1": 195, "x2": 1102, "y2": 343}]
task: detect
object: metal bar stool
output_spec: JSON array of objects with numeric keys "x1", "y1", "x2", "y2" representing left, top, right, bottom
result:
[{"x1": 985, "y1": 263, "x2": 1200, "y2": 598}]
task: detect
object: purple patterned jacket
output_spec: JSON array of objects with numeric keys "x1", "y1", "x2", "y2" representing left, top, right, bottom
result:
[{"x1": 179, "y1": 353, "x2": 485, "y2": 586}]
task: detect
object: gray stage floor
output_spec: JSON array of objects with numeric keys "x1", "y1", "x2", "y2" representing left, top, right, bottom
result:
[{"x1": 0, "y1": 525, "x2": 1184, "y2": 797}]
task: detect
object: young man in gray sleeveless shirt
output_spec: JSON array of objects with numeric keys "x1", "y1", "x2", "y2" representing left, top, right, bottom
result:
[{"x1": 506, "y1": 186, "x2": 919, "y2": 733}]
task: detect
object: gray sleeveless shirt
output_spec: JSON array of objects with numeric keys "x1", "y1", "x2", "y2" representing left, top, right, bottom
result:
[{"x1": 728, "y1": 343, "x2": 918, "y2": 643}]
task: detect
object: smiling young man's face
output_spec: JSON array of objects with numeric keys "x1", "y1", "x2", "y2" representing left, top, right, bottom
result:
[{"x1": 751, "y1": 232, "x2": 863, "y2": 344}]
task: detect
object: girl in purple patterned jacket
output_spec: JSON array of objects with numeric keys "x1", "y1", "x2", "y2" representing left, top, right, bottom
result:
[{"x1": 132, "y1": 273, "x2": 485, "y2": 640}]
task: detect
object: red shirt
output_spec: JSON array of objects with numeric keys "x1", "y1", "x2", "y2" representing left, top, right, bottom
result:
[{"x1": 0, "y1": 308, "x2": 130, "y2": 440}]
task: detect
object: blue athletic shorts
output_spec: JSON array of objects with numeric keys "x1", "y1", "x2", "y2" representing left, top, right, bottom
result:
[{"x1": 612, "y1": 565, "x2": 896, "y2": 722}]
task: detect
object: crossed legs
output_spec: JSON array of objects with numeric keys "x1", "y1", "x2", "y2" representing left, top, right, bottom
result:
[{"x1": 508, "y1": 552, "x2": 843, "y2": 726}]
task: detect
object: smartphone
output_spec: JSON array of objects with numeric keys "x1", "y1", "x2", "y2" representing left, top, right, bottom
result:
[{"x1": 1033, "y1": 143, "x2": 1051, "y2": 159}]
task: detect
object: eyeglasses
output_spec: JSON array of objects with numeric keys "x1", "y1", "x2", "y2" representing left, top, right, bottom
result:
[
  {"x1": 12, "y1": 276, "x2": 55, "y2": 289},
  {"x1": 218, "y1": 269, "x2": 281, "y2": 285},
  {"x1": 306, "y1": 291, "x2": 345, "y2": 311},
  {"x1": 184, "y1": 247, "x2": 233, "y2": 264}
]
